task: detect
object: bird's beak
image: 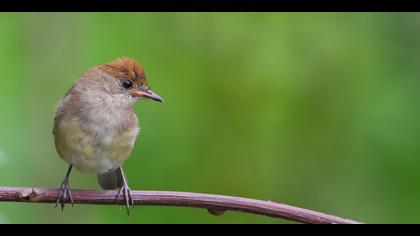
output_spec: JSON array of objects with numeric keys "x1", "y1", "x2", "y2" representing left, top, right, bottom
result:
[{"x1": 131, "y1": 89, "x2": 164, "y2": 103}]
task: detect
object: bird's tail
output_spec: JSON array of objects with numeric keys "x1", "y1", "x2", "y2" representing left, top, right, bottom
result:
[{"x1": 97, "y1": 168, "x2": 124, "y2": 190}]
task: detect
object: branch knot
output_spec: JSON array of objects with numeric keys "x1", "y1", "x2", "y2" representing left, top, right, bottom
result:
[{"x1": 18, "y1": 188, "x2": 39, "y2": 202}]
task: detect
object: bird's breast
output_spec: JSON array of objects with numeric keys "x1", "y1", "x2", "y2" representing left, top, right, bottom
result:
[{"x1": 54, "y1": 105, "x2": 140, "y2": 174}]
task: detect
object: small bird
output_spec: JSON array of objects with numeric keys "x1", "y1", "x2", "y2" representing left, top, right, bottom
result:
[{"x1": 53, "y1": 57, "x2": 163, "y2": 214}]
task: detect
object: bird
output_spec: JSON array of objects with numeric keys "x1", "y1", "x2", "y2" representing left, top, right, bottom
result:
[{"x1": 53, "y1": 57, "x2": 163, "y2": 214}]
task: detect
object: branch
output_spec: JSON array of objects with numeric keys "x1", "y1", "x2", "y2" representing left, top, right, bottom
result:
[{"x1": 0, "y1": 187, "x2": 361, "y2": 224}]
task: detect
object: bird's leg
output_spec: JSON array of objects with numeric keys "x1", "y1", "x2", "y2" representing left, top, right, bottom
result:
[
  {"x1": 56, "y1": 164, "x2": 74, "y2": 210},
  {"x1": 116, "y1": 167, "x2": 134, "y2": 215}
]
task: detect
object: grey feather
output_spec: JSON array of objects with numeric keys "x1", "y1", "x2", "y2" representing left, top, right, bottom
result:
[{"x1": 97, "y1": 168, "x2": 123, "y2": 190}]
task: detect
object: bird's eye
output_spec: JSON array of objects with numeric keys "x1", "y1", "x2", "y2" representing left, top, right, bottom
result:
[{"x1": 122, "y1": 80, "x2": 133, "y2": 89}]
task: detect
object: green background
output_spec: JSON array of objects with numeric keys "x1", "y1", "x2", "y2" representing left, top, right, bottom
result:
[{"x1": 0, "y1": 13, "x2": 419, "y2": 224}]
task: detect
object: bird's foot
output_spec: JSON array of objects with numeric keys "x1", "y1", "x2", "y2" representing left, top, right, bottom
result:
[
  {"x1": 116, "y1": 182, "x2": 134, "y2": 215},
  {"x1": 55, "y1": 177, "x2": 74, "y2": 211}
]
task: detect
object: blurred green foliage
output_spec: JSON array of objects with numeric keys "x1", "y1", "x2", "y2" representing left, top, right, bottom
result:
[{"x1": 0, "y1": 13, "x2": 420, "y2": 223}]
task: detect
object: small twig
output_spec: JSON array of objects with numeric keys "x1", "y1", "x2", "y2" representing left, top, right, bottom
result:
[{"x1": 0, "y1": 187, "x2": 361, "y2": 224}]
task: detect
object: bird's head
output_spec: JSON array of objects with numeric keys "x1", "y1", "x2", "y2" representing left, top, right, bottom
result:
[{"x1": 97, "y1": 57, "x2": 164, "y2": 105}]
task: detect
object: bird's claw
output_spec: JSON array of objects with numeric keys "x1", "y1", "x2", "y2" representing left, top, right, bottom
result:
[
  {"x1": 116, "y1": 184, "x2": 134, "y2": 215},
  {"x1": 55, "y1": 178, "x2": 74, "y2": 210}
]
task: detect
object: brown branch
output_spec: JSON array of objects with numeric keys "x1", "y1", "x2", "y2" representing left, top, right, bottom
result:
[{"x1": 0, "y1": 187, "x2": 361, "y2": 224}]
